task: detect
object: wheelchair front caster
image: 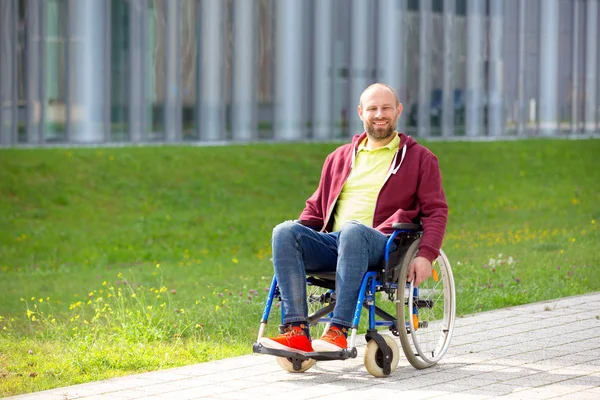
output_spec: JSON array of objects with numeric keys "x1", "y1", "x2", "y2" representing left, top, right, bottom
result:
[
  {"x1": 276, "y1": 356, "x2": 316, "y2": 373},
  {"x1": 363, "y1": 335, "x2": 399, "y2": 377}
]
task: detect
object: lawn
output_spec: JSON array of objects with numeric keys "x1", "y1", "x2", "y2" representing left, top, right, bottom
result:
[{"x1": 1, "y1": 138, "x2": 599, "y2": 396}]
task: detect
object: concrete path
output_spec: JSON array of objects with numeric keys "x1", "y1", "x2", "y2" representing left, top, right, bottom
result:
[{"x1": 8, "y1": 292, "x2": 600, "y2": 400}]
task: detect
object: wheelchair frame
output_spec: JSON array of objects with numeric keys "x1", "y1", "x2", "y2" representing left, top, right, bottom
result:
[{"x1": 252, "y1": 223, "x2": 456, "y2": 377}]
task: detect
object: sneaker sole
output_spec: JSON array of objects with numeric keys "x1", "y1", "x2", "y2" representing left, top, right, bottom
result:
[
  {"x1": 259, "y1": 338, "x2": 313, "y2": 354},
  {"x1": 311, "y1": 339, "x2": 346, "y2": 352}
]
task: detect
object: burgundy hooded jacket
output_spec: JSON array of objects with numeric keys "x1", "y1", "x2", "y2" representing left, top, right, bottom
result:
[{"x1": 298, "y1": 132, "x2": 448, "y2": 262}]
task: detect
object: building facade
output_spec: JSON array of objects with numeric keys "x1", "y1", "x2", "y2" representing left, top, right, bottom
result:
[{"x1": 0, "y1": 0, "x2": 599, "y2": 146}]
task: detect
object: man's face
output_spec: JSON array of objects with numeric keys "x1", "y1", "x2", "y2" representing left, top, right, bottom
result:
[{"x1": 358, "y1": 87, "x2": 403, "y2": 141}]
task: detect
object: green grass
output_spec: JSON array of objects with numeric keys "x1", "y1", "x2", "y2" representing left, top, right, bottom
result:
[{"x1": 1, "y1": 139, "x2": 599, "y2": 396}]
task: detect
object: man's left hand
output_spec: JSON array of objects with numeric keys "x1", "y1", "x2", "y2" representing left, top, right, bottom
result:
[{"x1": 407, "y1": 256, "x2": 432, "y2": 287}]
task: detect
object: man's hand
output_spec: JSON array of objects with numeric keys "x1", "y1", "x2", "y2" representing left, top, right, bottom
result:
[{"x1": 407, "y1": 256, "x2": 432, "y2": 287}]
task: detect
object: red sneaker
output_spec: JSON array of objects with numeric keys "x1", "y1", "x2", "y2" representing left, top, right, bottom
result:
[
  {"x1": 260, "y1": 325, "x2": 313, "y2": 354},
  {"x1": 312, "y1": 326, "x2": 347, "y2": 352}
]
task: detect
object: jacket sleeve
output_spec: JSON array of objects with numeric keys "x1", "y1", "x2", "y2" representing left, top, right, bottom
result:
[{"x1": 416, "y1": 153, "x2": 448, "y2": 262}]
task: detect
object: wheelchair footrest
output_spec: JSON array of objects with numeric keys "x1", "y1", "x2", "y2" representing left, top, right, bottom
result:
[{"x1": 253, "y1": 343, "x2": 357, "y2": 361}]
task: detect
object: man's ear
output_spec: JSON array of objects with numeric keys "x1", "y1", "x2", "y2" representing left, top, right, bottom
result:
[
  {"x1": 357, "y1": 104, "x2": 363, "y2": 120},
  {"x1": 397, "y1": 103, "x2": 404, "y2": 116}
]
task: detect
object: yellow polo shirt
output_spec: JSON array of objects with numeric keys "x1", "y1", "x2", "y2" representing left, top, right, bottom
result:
[{"x1": 332, "y1": 134, "x2": 400, "y2": 232}]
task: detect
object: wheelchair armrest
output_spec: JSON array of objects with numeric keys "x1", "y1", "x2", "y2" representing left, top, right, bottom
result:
[{"x1": 391, "y1": 222, "x2": 422, "y2": 231}]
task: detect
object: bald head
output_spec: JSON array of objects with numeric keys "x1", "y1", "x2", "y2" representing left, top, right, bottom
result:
[{"x1": 359, "y1": 83, "x2": 400, "y2": 108}]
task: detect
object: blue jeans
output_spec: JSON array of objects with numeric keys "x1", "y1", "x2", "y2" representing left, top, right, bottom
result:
[{"x1": 271, "y1": 220, "x2": 394, "y2": 328}]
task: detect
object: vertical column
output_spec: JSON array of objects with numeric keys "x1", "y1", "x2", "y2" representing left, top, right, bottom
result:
[
  {"x1": 129, "y1": 0, "x2": 147, "y2": 142},
  {"x1": 417, "y1": 0, "x2": 432, "y2": 137},
  {"x1": 584, "y1": 0, "x2": 598, "y2": 133},
  {"x1": 441, "y1": 0, "x2": 455, "y2": 137},
  {"x1": 516, "y1": 0, "x2": 526, "y2": 136},
  {"x1": 466, "y1": 0, "x2": 484, "y2": 137},
  {"x1": 488, "y1": 0, "x2": 504, "y2": 137},
  {"x1": 66, "y1": 0, "x2": 73, "y2": 143},
  {"x1": 350, "y1": 0, "x2": 369, "y2": 135},
  {"x1": 200, "y1": 0, "x2": 225, "y2": 141},
  {"x1": 538, "y1": 0, "x2": 559, "y2": 136},
  {"x1": 232, "y1": 0, "x2": 257, "y2": 141},
  {"x1": 378, "y1": 0, "x2": 406, "y2": 133},
  {"x1": 274, "y1": 0, "x2": 303, "y2": 140},
  {"x1": 0, "y1": 0, "x2": 18, "y2": 145},
  {"x1": 104, "y1": 0, "x2": 112, "y2": 142},
  {"x1": 26, "y1": 0, "x2": 42, "y2": 144},
  {"x1": 165, "y1": 0, "x2": 182, "y2": 142},
  {"x1": 73, "y1": 0, "x2": 105, "y2": 143},
  {"x1": 312, "y1": 0, "x2": 333, "y2": 140},
  {"x1": 571, "y1": 0, "x2": 580, "y2": 134}
]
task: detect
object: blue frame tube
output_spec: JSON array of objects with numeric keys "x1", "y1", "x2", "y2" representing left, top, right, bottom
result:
[{"x1": 261, "y1": 275, "x2": 278, "y2": 324}]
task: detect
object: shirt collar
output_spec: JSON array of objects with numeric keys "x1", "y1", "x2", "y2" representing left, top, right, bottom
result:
[{"x1": 357, "y1": 132, "x2": 400, "y2": 152}]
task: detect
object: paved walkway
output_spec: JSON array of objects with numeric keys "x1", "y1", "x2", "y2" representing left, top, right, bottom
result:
[{"x1": 8, "y1": 292, "x2": 600, "y2": 400}]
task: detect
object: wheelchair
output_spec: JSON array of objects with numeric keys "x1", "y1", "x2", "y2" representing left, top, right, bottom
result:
[{"x1": 252, "y1": 223, "x2": 456, "y2": 377}]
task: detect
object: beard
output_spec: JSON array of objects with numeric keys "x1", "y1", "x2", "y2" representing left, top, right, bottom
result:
[{"x1": 364, "y1": 118, "x2": 397, "y2": 140}]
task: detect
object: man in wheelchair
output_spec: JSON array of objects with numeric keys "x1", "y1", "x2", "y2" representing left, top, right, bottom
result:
[{"x1": 260, "y1": 83, "x2": 448, "y2": 357}]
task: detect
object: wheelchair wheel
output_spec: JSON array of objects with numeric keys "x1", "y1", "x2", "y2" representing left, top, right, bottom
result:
[
  {"x1": 363, "y1": 335, "x2": 400, "y2": 377},
  {"x1": 276, "y1": 356, "x2": 316, "y2": 373},
  {"x1": 397, "y1": 239, "x2": 456, "y2": 369}
]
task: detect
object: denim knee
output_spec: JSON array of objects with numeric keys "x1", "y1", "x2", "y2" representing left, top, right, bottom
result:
[
  {"x1": 337, "y1": 221, "x2": 368, "y2": 241},
  {"x1": 272, "y1": 220, "x2": 301, "y2": 243}
]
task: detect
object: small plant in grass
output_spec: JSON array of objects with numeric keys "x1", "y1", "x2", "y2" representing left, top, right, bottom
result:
[
  {"x1": 454, "y1": 252, "x2": 594, "y2": 314},
  {"x1": 18, "y1": 265, "x2": 203, "y2": 343},
  {"x1": 0, "y1": 265, "x2": 270, "y2": 396}
]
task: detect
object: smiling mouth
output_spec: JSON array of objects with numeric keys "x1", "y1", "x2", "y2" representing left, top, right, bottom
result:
[{"x1": 373, "y1": 121, "x2": 388, "y2": 127}]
